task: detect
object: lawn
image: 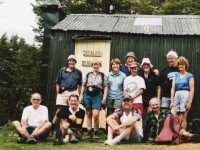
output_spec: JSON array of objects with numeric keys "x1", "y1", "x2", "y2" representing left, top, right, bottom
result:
[{"x1": 1, "y1": 125, "x2": 200, "y2": 150}]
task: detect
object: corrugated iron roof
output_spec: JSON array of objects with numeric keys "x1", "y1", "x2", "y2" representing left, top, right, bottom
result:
[{"x1": 52, "y1": 14, "x2": 200, "y2": 35}]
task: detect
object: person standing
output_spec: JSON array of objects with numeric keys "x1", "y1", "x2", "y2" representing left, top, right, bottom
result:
[
  {"x1": 123, "y1": 62, "x2": 146, "y2": 114},
  {"x1": 55, "y1": 55, "x2": 82, "y2": 109},
  {"x1": 138, "y1": 58, "x2": 161, "y2": 114},
  {"x1": 159, "y1": 50, "x2": 179, "y2": 109},
  {"x1": 52, "y1": 55, "x2": 82, "y2": 129},
  {"x1": 107, "y1": 58, "x2": 126, "y2": 116},
  {"x1": 79, "y1": 59, "x2": 108, "y2": 139},
  {"x1": 170, "y1": 56, "x2": 194, "y2": 129},
  {"x1": 120, "y1": 52, "x2": 137, "y2": 76}
]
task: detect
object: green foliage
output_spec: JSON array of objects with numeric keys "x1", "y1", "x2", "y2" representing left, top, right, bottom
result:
[{"x1": 0, "y1": 34, "x2": 41, "y2": 125}]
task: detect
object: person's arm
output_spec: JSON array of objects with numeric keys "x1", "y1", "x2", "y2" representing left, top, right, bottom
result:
[
  {"x1": 79, "y1": 85, "x2": 85, "y2": 103},
  {"x1": 170, "y1": 79, "x2": 175, "y2": 109},
  {"x1": 132, "y1": 89, "x2": 144, "y2": 99},
  {"x1": 157, "y1": 85, "x2": 161, "y2": 100},
  {"x1": 187, "y1": 77, "x2": 194, "y2": 110},
  {"x1": 101, "y1": 86, "x2": 108, "y2": 105},
  {"x1": 20, "y1": 119, "x2": 28, "y2": 136},
  {"x1": 118, "y1": 115, "x2": 139, "y2": 129},
  {"x1": 106, "y1": 114, "x2": 120, "y2": 131},
  {"x1": 56, "y1": 84, "x2": 60, "y2": 94}
]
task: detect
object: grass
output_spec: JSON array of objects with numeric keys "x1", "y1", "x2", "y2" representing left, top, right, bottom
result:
[{"x1": 1, "y1": 125, "x2": 200, "y2": 150}]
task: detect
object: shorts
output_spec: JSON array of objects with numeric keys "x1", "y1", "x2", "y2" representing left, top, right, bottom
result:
[
  {"x1": 174, "y1": 90, "x2": 189, "y2": 112},
  {"x1": 106, "y1": 99, "x2": 122, "y2": 109},
  {"x1": 123, "y1": 133, "x2": 142, "y2": 143},
  {"x1": 26, "y1": 126, "x2": 49, "y2": 140},
  {"x1": 56, "y1": 90, "x2": 79, "y2": 106},
  {"x1": 161, "y1": 97, "x2": 171, "y2": 108},
  {"x1": 83, "y1": 91, "x2": 103, "y2": 110},
  {"x1": 132, "y1": 103, "x2": 144, "y2": 115}
]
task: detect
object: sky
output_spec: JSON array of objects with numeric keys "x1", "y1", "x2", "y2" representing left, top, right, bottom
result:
[{"x1": 0, "y1": 0, "x2": 38, "y2": 45}]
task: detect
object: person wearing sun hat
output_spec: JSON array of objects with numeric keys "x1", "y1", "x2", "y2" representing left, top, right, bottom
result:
[
  {"x1": 105, "y1": 95, "x2": 143, "y2": 145},
  {"x1": 123, "y1": 62, "x2": 146, "y2": 114},
  {"x1": 138, "y1": 58, "x2": 161, "y2": 114},
  {"x1": 52, "y1": 55, "x2": 82, "y2": 132},
  {"x1": 120, "y1": 52, "x2": 137, "y2": 76}
]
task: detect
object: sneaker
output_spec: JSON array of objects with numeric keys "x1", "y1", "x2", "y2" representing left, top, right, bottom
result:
[
  {"x1": 191, "y1": 134, "x2": 200, "y2": 143},
  {"x1": 104, "y1": 137, "x2": 121, "y2": 146},
  {"x1": 26, "y1": 137, "x2": 37, "y2": 144},
  {"x1": 17, "y1": 137, "x2": 26, "y2": 144},
  {"x1": 53, "y1": 138, "x2": 63, "y2": 146},
  {"x1": 70, "y1": 138, "x2": 79, "y2": 143}
]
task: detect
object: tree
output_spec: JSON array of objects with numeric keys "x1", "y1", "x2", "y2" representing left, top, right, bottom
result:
[{"x1": 0, "y1": 34, "x2": 41, "y2": 125}]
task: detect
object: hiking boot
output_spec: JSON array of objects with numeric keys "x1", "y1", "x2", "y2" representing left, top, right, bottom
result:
[
  {"x1": 17, "y1": 137, "x2": 26, "y2": 144},
  {"x1": 85, "y1": 130, "x2": 93, "y2": 139},
  {"x1": 70, "y1": 138, "x2": 79, "y2": 143},
  {"x1": 93, "y1": 131, "x2": 99, "y2": 139},
  {"x1": 53, "y1": 138, "x2": 63, "y2": 146},
  {"x1": 26, "y1": 137, "x2": 37, "y2": 144},
  {"x1": 191, "y1": 134, "x2": 200, "y2": 142}
]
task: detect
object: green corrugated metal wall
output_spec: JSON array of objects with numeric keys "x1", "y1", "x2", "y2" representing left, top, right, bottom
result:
[{"x1": 47, "y1": 31, "x2": 200, "y2": 121}]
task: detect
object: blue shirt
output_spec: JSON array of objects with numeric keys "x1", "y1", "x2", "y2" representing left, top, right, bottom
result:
[
  {"x1": 56, "y1": 67, "x2": 82, "y2": 89},
  {"x1": 120, "y1": 65, "x2": 130, "y2": 76},
  {"x1": 107, "y1": 71, "x2": 126, "y2": 100},
  {"x1": 175, "y1": 72, "x2": 193, "y2": 90}
]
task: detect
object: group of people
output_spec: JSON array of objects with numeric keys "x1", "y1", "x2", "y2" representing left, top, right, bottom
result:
[{"x1": 12, "y1": 50, "x2": 200, "y2": 146}]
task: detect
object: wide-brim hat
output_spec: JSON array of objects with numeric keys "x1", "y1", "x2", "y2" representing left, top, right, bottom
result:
[
  {"x1": 124, "y1": 52, "x2": 137, "y2": 61},
  {"x1": 141, "y1": 58, "x2": 153, "y2": 68},
  {"x1": 67, "y1": 55, "x2": 77, "y2": 63}
]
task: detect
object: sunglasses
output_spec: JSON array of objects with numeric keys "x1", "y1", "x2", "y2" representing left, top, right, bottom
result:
[{"x1": 32, "y1": 98, "x2": 41, "y2": 101}]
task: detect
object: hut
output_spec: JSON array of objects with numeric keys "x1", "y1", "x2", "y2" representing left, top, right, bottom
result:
[{"x1": 47, "y1": 14, "x2": 200, "y2": 124}]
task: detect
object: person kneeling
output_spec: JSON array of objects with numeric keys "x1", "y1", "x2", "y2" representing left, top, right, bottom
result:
[
  {"x1": 53, "y1": 94, "x2": 85, "y2": 145},
  {"x1": 105, "y1": 95, "x2": 143, "y2": 145},
  {"x1": 12, "y1": 93, "x2": 51, "y2": 144}
]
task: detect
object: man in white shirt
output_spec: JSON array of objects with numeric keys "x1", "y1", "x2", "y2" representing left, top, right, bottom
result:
[
  {"x1": 12, "y1": 93, "x2": 51, "y2": 144},
  {"x1": 105, "y1": 95, "x2": 143, "y2": 145}
]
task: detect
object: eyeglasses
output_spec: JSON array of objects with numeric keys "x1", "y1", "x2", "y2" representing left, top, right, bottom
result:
[{"x1": 32, "y1": 98, "x2": 41, "y2": 101}]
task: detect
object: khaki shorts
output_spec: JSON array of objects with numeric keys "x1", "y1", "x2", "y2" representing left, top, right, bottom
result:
[{"x1": 56, "y1": 90, "x2": 79, "y2": 106}]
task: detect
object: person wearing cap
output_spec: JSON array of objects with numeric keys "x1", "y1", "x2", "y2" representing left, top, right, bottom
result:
[
  {"x1": 52, "y1": 55, "x2": 82, "y2": 131},
  {"x1": 12, "y1": 93, "x2": 51, "y2": 144},
  {"x1": 120, "y1": 52, "x2": 137, "y2": 76},
  {"x1": 106, "y1": 58, "x2": 126, "y2": 116},
  {"x1": 159, "y1": 50, "x2": 179, "y2": 110},
  {"x1": 123, "y1": 62, "x2": 146, "y2": 114},
  {"x1": 104, "y1": 95, "x2": 143, "y2": 145},
  {"x1": 138, "y1": 58, "x2": 161, "y2": 114},
  {"x1": 79, "y1": 59, "x2": 108, "y2": 139}
]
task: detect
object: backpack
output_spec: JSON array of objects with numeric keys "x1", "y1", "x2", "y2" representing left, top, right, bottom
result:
[
  {"x1": 190, "y1": 118, "x2": 200, "y2": 134},
  {"x1": 85, "y1": 71, "x2": 105, "y2": 86},
  {"x1": 155, "y1": 114, "x2": 181, "y2": 145}
]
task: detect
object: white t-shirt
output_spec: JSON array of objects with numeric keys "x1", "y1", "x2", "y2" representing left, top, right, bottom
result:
[
  {"x1": 118, "y1": 111, "x2": 143, "y2": 137},
  {"x1": 124, "y1": 75, "x2": 146, "y2": 103},
  {"x1": 21, "y1": 105, "x2": 49, "y2": 127}
]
